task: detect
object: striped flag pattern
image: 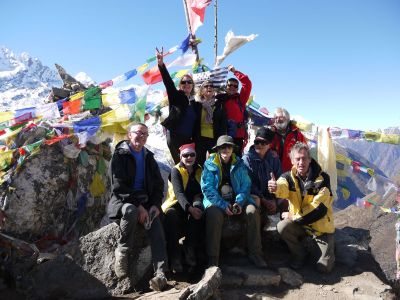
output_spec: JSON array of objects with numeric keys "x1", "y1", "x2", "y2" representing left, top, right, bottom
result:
[{"x1": 193, "y1": 67, "x2": 229, "y2": 88}]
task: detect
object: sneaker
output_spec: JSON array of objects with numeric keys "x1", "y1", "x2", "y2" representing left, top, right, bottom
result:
[
  {"x1": 170, "y1": 257, "x2": 183, "y2": 273},
  {"x1": 184, "y1": 246, "x2": 197, "y2": 267},
  {"x1": 248, "y1": 253, "x2": 268, "y2": 268},
  {"x1": 114, "y1": 247, "x2": 129, "y2": 278},
  {"x1": 149, "y1": 272, "x2": 167, "y2": 291}
]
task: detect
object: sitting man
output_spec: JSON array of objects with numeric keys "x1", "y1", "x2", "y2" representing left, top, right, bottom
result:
[
  {"x1": 201, "y1": 135, "x2": 267, "y2": 268},
  {"x1": 243, "y1": 127, "x2": 285, "y2": 221},
  {"x1": 107, "y1": 122, "x2": 168, "y2": 291},
  {"x1": 268, "y1": 142, "x2": 335, "y2": 273}
]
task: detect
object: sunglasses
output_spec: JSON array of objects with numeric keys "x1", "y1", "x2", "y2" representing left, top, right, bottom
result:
[
  {"x1": 254, "y1": 139, "x2": 269, "y2": 146},
  {"x1": 203, "y1": 85, "x2": 214, "y2": 89},
  {"x1": 131, "y1": 130, "x2": 149, "y2": 137},
  {"x1": 181, "y1": 80, "x2": 193, "y2": 85},
  {"x1": 182, "y1": 152, "x2": 196, "y2": 158},
  {"x1": 227, "y1": 83, "x2": 238, "y2": 88}
]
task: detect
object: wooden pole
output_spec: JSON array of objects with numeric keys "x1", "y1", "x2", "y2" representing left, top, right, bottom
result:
[
  {"x1": 182, "y1": 0, "x2": 200, "y2": 63},
  {"x1": 214, "y1": 0, "x2": 218, "y2": 66}
]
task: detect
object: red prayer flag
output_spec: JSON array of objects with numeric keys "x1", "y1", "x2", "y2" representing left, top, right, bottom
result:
[
  {"x1": 62, "y1": 99, "x2": 81, "y2": 115},
  {"x1": 187, "y1": 0, "x2": 212, "y2": 34},
  {"x1": 44, "y1": 134, "x2": 72, "y2": 145},
  {"x1": 99, "y1": 80, "x2": 113, "y2": 89},
  {"x1": 352, "y1": 161, "x2": 361, "y2": 173},
  {"x1": 142, "y1": 66, "x2": 162, "y2": 85}
]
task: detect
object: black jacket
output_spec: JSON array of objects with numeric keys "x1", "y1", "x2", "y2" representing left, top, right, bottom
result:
[
  {"x1": 107, "y1": 140, "x2": 164, "y2": 219},
  {"x1": 193, "y1": 100, "x2": 227, "y2": 141},
  {"x1": 158, "y1": 63, "x2": 191, "y2": 130}
]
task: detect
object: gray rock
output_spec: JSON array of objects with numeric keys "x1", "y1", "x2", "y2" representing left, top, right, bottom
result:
[
  {"x1": 23, "y1": 223, "x2": 152, "y2": 298},
  {"x1": 222, "y1": 266, "x2": 281, "y2": 287},
  {"x1": 278, "y1": 267, "x2": 303, "y2": 287},
  {"x1": 334, "y1": 227, "x2": 370, "y2": 267},
  {"x1": 187, "y1": 266, "x2": 222, "y2": 300}
]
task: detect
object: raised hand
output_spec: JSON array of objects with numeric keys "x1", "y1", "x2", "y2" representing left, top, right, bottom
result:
[
  {"x1": 156, "y1": 47, "x2": 164, "y2": 66},
  {"x1": 268, "y1": 172, "x2": 277, "y2": 193},
  {"x1": 227, "y1": 65, "x2": 236, "y2": 73}
]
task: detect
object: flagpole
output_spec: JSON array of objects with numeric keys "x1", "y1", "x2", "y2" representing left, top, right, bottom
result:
[
  {"x1": 182, "y1": 0, "x2": 200, "y2": 63},
  {"x1": 214, "y1": 0, "x2": 218, "y2": 66}
]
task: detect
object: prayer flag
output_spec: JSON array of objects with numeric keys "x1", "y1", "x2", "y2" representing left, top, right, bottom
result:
[
  {"x1": 63, "y1": 99, "x2": 81, "y2": 115},
  {"x1": 187, "y1": 0, "x2": 212, "y2": 34},
  {"x1": 167, "y1": 53, "x2": 197, "y2": 68},
  {"x1": 215, "y1": 31, "x2": 258, "y2": 66},
  {"x1": 73, "y1": 116, "x2": 101, "y2": 136},
  {"x1": 83, "y1": 87, "x2": 102, "y2": 110},
  {"x1": 179, "y1": 34, "x2": 190, "y2": 53},
  {"x1": 142, "y1": 65, "x2": 162, "y2": 85},
  {"x1": 99, "y1": 80, "x2": 113, "y2": 89},
  {"x1": 124, "y1": 69, "x2": 137, "y2": 80}
]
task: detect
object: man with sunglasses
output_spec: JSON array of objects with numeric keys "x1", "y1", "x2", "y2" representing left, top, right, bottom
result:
[
  {"x1": 243, "y1": 127, "x2": 285, "y2": 220},
  {"x1": 216, "y1": 65, "x2": 252, "y2": 156},
  {"x1": 107, "y1": 123, "x2": 168, "y2": 291}
]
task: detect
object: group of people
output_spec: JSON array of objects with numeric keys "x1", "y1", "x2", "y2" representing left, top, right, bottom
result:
[{"x1": 106, "y1": 54, "x2": 335, "y2": 292}]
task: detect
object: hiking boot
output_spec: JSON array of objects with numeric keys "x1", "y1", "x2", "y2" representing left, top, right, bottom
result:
[
  {"x1": 170, "y1": 257, "x2": 183, "y2": 273},
  {"x1": 149, "y1": 272, "x2": 167, "y2": 291},
  {"x1": 248, "y1": 253, "x2": 268, "y2": 268},
  {"x1": 184, "y1": 246, "x2": 197, "y2": 267},
  {"x1": 114, "y1": 247, "x2": 129, "y2": 278}
]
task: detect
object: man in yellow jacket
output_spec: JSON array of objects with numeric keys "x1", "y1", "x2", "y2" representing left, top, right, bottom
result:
[{"x1": 268, "y1": 142, "x2": 335, "y2": 273}]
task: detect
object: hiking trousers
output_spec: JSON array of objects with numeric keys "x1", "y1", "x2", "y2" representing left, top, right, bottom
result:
[
  {"x1": 205, "y1": 204, "x2": 262, "y2": 265},
  {"x1": 118, "y1": 203, "x2": 168, "y2": 274},
  {"x1": 277, "y1": 218, "x2": 335, "y2": 272}
]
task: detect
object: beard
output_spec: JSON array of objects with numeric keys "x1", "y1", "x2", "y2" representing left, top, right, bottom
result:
[{"x1": 275, "y1": 119, "x2": 289, "y2": 131}]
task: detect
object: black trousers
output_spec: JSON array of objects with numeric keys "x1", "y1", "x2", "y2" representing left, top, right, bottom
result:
[
  {"x1": 166, "y1": 131, "x2": 192, "y2": 164},
  {"x1": 195, "y1": 136, "x2": 216, "y2": 166},
  {"x1": 163, "y1": 204, "x2": 204, "y2": 260}
]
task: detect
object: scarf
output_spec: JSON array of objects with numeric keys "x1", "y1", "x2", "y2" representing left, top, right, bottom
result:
[{"x1": 201, "y1": 98, "x2": 215, "y2": 124}]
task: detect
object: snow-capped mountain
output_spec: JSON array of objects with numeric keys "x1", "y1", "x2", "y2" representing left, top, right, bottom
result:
[
  {"x1": 74, "y1": 72, "x2": 96, "y2": 87},
  {"x1": 0, "y1": 46, "x2": 62, "y2": 110}
]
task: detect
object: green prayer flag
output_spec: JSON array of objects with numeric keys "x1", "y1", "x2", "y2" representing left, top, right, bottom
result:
[{"x1": 83, "y1": 87, "x2": 102, "y2": 110}]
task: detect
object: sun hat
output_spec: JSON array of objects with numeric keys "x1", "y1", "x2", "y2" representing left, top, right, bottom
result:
[{"x1": 212, "y1": 135, "x2": 236, "y2": 150}]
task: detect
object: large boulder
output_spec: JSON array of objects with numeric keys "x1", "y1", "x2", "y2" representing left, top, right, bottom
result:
[{"x1": 23, "y1": 222, "x2": 152, "y2": 298}]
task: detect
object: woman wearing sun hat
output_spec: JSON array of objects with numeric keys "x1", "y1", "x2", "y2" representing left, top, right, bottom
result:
[{"x1": 162, "y1": 143, "x2": 204, "y2": 273}]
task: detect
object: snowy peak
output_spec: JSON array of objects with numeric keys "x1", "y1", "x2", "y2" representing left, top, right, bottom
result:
[{"x1": 0, "y1": 46, "x2": 62, "y2": 110}]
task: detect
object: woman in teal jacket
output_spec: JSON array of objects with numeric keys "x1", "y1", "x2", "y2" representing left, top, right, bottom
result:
[{"x1": 201, "y1": 135, "x2": 267, "y2": 268}]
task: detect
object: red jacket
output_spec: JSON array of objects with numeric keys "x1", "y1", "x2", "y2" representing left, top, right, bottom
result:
[
  {"x1": 216, "y1": 70, "x2": 252, "y2": 139},
  {"x1": 271, "y1": 122, "x2": 307, "y2": 172}
]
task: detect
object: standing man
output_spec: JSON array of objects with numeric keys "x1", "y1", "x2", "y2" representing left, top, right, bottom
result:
[
  {"x1": 216, "y1": 65, "x2": 252, "y2": 156},
  {"x1": 271, "y1": 108, "x2": 307, "y2": 172},
  {"x1": 107, "y1": 123, "x2": 168, "y2": 291},
  {"x1": 268, "y1": 142, "x2": 335, "y2": 273}
]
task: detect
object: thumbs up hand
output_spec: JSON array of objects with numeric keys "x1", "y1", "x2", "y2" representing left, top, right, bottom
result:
[{"x1": 268, "y1": 172, "x2": 277, "y2": 193}]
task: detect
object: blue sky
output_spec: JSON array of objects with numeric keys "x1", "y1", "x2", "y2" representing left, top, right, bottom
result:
[{"x1": 1, "y1": 0, "x2": 399, "y2": 131}]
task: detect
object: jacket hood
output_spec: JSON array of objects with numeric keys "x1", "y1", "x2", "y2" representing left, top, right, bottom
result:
[{"x1": 204, "y1": 152, "x2": 242, "y2": 172}]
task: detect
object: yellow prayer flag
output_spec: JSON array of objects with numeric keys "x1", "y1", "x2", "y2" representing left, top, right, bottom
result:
[
  {"x1": 175, "y1": 69, "x2": 189, "y2": 78},
  {"x1": 137, "y1": 63, "x2": 149, "y2": 74},
  {"x1": 378, "y1": 134, "x2": 400, "y2": 145},
  {"x1": 101, "y1": 92, "x2": 120, "y2": 107},
  {"x1": 367, "y1": 168, "x2": 375, "y2": 176},
  {"x1": 364, "y1": 131, "x2": 381, "y2": 141},
  {"x1": 296, "y1": 121, "x2": 313, "y2": 132},
  {"x1": 0, "y1": 150, "x2": 14, "y2": 170},
  {"x1": 0, "y1": 111, "x2": 14, "y2": 123},
  {"x1": 89, "y1": 172, "x2": 106, "y2": 197},
  {"x1": 99, "y1": 105, "x2": 130, "y2": 125},
  {"x1": 70, "y1": 92, "x2": 84, "y2": 101},
  {"x1": 341, "y1": 187, "x2": 350, "y2": 200},
  {"x1": 336, "y1": 153, "x2": 352, "y2": 165}
]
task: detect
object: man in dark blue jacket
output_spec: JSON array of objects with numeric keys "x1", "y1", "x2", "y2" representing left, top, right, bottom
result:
[
  {"x1": 243, "y1": 127, "x2": 286, "y2": 218},
  {"x1": 107, "y1": 123, "x2": 167, "y2": 291}
]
